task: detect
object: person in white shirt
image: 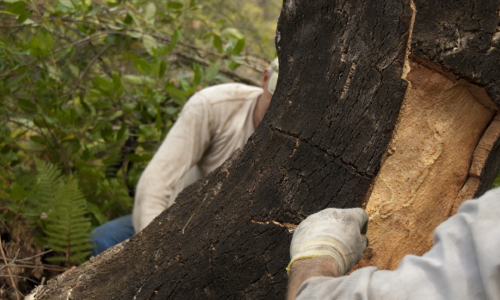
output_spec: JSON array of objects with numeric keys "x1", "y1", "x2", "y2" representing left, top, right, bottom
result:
[
  {"x1": 287, "y1": 187, "x2": 500, "y2": 300},
  {"x1": 90, "y1": 59, "x2": 279, "y2": 256}
]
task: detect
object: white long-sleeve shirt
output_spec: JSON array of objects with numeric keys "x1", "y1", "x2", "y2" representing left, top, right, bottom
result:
[
  {"x1": 133, "y1": 83, "x2": 263, "y2": 232},
  {"x1": 296, "y1": 187, "x2": 500, "y2": 300}
]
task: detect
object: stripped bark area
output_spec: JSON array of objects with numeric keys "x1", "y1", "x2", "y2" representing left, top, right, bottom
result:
[
  {"x1": 353, "y1": 0, "x2": 500, "y2": 271},
  {"x1": 32, "y1": 0, "x2": 500, "y2": 299},
  {"x1": 355, "y1": 58, "x2": 497, "y2": 270}
]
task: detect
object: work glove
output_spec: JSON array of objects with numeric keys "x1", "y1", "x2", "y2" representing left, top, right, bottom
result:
[{"x1": 287, "y1": 208, "x2": 369, "y2": 275}]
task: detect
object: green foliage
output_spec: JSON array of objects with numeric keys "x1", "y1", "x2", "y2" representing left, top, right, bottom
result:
[
  {"x1": 35, "y1": 160, "x2": 94, "y2": 264},
  {"x1": 0, "y1": 0, "x2": 278, "y2": 268},
  {"x1": 2, "y1": 160, "x2": 93, "y2": 264}
]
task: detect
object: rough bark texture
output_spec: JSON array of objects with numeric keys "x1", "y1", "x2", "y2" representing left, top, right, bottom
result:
[
  {"x1": 412, "y1": 0, "x2": 500, "y2": 105},
  {"x1": 36, "y1": 0, "x2": 413, "y2": 299},
  {"x1": 33, "y1": 0, "x2": 500, "y2": 299}
]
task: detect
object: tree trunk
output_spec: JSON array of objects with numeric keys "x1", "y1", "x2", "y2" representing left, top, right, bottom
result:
[{"x1": 35, "y1": 0, "x2": 500, "y2": 299}]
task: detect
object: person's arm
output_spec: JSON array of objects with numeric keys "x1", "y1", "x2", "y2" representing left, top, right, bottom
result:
[
  {"x1": 287, "y1": 188, "x2": 500, "y2": 300},
  {"x1": 286, "y1": 207, "x2": 368, "y2": 299},
  {"x1": 132, "y1": 95, "x2": 211, "y2": 232},
  {"x1": 287, "y1": 257, "x2": 339, "y2": 300}
]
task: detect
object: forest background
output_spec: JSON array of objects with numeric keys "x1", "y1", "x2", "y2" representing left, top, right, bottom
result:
[{"x1": 0, "y1": 0, "x2": 279, "y2": 297}]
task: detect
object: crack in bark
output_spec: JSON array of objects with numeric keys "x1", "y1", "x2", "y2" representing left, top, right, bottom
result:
[
  {"x1": 250, "y1": 220, "x2": 297, "y2": 233},
  {"x1": 268, "y1": 125, "x2": 371, "y2": 178}
]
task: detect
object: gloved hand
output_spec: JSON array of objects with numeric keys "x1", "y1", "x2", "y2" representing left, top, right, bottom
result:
[{"x1": 287, "y1": 208, "x2": 369, "y2": 275}]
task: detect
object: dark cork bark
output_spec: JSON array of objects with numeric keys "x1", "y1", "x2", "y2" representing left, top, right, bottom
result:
[
  {"x1": 35, "y1": 0, "x2": 500, "y2": 299},
  {"x1": 412, "y1": 0, "x2": 500, "y2": 105}
]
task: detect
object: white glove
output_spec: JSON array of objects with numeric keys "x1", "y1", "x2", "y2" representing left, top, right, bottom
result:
[{"x1": 287, "y1": 208, "x2": 369, "y2": 275}]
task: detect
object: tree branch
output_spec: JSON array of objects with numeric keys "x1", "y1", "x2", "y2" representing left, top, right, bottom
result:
[{"x1": 175, "y1": 52, "x2": 261, "y2": 87}]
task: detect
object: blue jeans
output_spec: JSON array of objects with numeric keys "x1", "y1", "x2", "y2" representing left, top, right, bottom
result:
[{"x1": 90, "y1": 215, "x2": 135, "y2": 257}]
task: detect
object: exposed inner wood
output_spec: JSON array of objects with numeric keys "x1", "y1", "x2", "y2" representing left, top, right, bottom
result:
[{"x1": 354, "y1": 59, "x2": 495, "y2": 271}]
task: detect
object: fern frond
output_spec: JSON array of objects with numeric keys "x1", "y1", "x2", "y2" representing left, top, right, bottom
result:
[
  {"x1": 45, "y1": 256, "x2": 68, "y2": 263},
  {"x1": 35, "y1": 163, "x2": 94, "y2": 264},
  {"x1": 69, "y1": 251, "x2": 92, "y2": 262},
  {"x1": 33, "y1": 159, "x2": 64, "y2": 210}
]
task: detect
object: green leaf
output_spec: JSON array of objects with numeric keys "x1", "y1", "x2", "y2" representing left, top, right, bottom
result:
[
  {"x1": 123, "y1": 75, "x2": 155, "y2": 85},
  {"x1": 18, "y1": 98, "x2": 37, "y2": 114},
  {"x1": 61, "y1": 134, "x2": 75, "y2": 141},
  {"x1": 205, "y1": 62, "x2": 220, "y2": 82},
  {"x1": 28, "y1": 37, "x2": 42, "y2": 57},
  {"x1": 112, "y1": 74, "x2": 121, "y2": 92},
  {"x1": 155, "y1": 112, "x2": 162, "y2": 131},
  {"x1": 159, "y1": 59, "x2": 166, "y2": 79},
  {"x1": 168, "y1": 2, "x2": 183, "y2": 9},
  {"x1": 110, "y1": 110, "x2": 123, "y2": 120},
  {"x1": 133, "y1": 59, "x2": 152, "y2": 75},
  {"x1": 152, "y1": 45, "x2": 168, "y2": 55},
  {"x1": 179, "y1": 78, "x2": 190, "y2": 91},
  {"x1": 123, "y1": 102, "x2": 136, "y2": 113},
  {"x1": 213, "y1": 35, "x2": 222, "y2": 53},
  {"x1": 224, "y1": 40, "x2": 236, "y2": 56},
  {"x1": 93, "y1": 76, "x2": 113, "y2": 96},
  {"x1": 126, "y1": 31, "x2": 142, "y2": 39},
  {"x1": 117, "y1": 123, "x2": 127, "y2": 140},
  {"x1": 30, "y1": 135, "x2": 46, "y2": 145},
  {"x1": 55, "y1": 45, "x2": 74, "y2": 60},
  {"x1": 227, "y1": 60, "x2": 240, "y2": 71},
  {"x1": 58, "y1": 0, "x2": 76, "y2": 11},
  {"x1": 87, "y1": 202, "x2": 108, "y2": 225},
  {"x1": 11, "y1": 183, "x2": 25, "y2": 201},
  {"x1": 107, "y1": 0, "x2": 120, "y2": 7},
  {"x1": 7, "y1": 2, "x2": 26, "y2": 15},
  {"x1": 144, "y1": 2, "x2": 156, "y2": 21},
  {"x1": 42, "y1": 114, "x2": 57, "y2": 125},
  {"x1": 221, "y1": 27, "x2": 244, "y2": 40},
  {"x1": 167, "y1": 30, "x2": 180, "y2": 52},
  {"x1": 17, "y1": 10, "x2": 30, "y2": 23},
  {"x1": 101, "y1": 122, "x2": 113, "y2": 141},
  {"x1": 193, "y1": 63, "x2": 203, "y2": 87},
  {"x1": 165, "y1": 106, "x2": 178, "y2": 115},
  {"x1": 39, "y1": 30, "x2": 54, "y2": 55},
  {"x1": 165, "y1": 85, "x2": 187, "y2": 105},
  {"x1": 142, "y1": 35, "x2": 158, "y2": 56},
  {"x1": 232, "y1": 38, "x2": 245, "y2": 55}
]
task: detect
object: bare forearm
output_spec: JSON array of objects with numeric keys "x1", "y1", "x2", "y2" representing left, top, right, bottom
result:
[{"x1": 287, "y1": 257, "x2": 340, "y2": 300}]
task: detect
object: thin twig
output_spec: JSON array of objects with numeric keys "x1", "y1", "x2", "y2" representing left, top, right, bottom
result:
[
  {"x1": 88, "y1": 42, "x2": 113, "y2": 78},
  {"x1": 52, "y1": 31, "x2": 110, "y2": 54},
  {"x1": 0, "y1": 249, "x2": 20, "y2": 272},
  {"x1": 0, "y1": 275, "x2": 39, "y2": 284},
  {"x1": 68, "y1": 43, "x2": 114, "y2": 116},
  {"x1": 0, "y1": 23, "x2": 38, "y2": 28},
  {"x1": 1, "y1": 264, "x2": 66, "y2": 272},
  {"x1": 10, "y1": 250, "x2": 53, "y2": 262},
  {"x1": 0, "y1": 31, "x2": 110, "y2": 78},
  {"x1": 4, "y1": 119, "x2": 44, "y2": 135},
  {"x1": 79, "y1": 44, "x2": 114, "y2": 82},
  {"x1": 175, "y1": 52, "x2": 261, "y2": 86},
  {"x1": 0, "y1": 240, "x2": 20, "y2": 300}
]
